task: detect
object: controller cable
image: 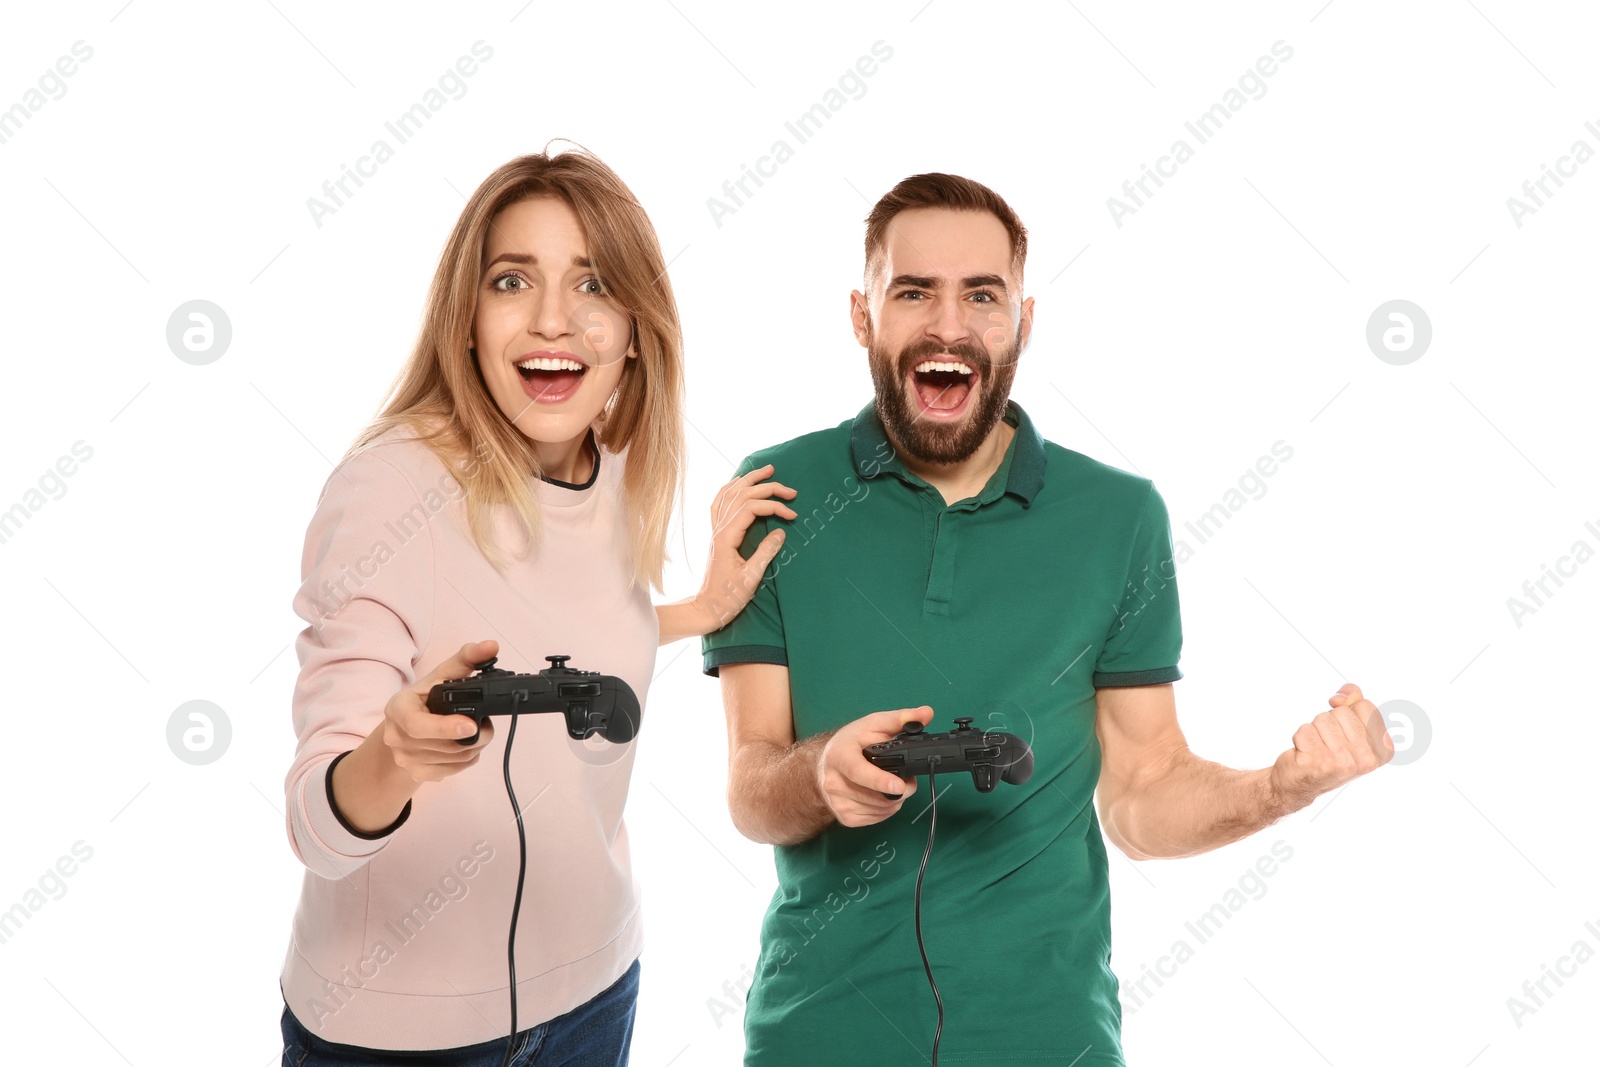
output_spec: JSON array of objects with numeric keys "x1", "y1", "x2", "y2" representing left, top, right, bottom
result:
[
  {"x1": 914, "y1": 760, "x2": 945, "y2": 1066},
  {"x1": 497, "y1": 692, "x2": 529, "y2": 1067}
]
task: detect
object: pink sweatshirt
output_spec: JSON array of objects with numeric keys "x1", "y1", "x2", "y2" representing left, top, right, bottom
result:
[{"x1": 280, "y1": 423, "x2": 657, "y2": 1050}]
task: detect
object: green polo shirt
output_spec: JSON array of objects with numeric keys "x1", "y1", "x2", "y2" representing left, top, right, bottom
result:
[{"x1": 703, "y1": 399, "x2": 1182, "y2": 1066}]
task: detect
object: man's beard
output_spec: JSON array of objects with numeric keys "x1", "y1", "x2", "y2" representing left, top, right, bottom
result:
[{"x1": 866, "y1": 328, "x2": 1020, "y2": 466}]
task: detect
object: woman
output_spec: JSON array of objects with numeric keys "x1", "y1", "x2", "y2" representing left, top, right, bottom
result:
[{"x1": 278, "y1": 145, "x2": 794, "y2": 1066}]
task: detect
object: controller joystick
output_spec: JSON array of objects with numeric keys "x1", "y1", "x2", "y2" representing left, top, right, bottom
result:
[
  {"x1": 425, "y1": 654, "x2": 641, "y2": 746},
  {"x1": 863, "y1": 718, "x2": 1033, "y2": 798}
]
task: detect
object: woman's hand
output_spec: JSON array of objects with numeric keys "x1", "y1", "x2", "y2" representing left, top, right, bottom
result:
[
  {"x1": 380, "y1": 639, "x2": 500, "y2": 783},
  {"x1": 694, "y1": 464, "x2": 798, "y2": 635},
  {"x1": 654, "y1": 465, "x2": 797, "y2": 644}
]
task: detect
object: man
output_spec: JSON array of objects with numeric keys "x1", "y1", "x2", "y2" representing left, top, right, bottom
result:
[{"x1": 701, "y1": 173, "x2": 1393, "y2": 1066}]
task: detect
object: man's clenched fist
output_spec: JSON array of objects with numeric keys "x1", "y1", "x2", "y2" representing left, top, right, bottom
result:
[{"x1": 1269, "y1": 683, "x2": 1394, "y2": 813}]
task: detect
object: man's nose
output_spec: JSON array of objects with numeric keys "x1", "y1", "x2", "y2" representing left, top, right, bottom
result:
[{"x1": 927, "y1": 297, "x2": 971, "y2": 348}]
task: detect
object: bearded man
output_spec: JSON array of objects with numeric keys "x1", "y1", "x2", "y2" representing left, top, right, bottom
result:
[{"x1": 702, "y1": 172, "x2": 1392, "y2": 1066}]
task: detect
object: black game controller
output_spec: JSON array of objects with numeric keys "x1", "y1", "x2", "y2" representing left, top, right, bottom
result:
[
  {"x1": 864, "y1": 717, "x2": 1034, "y2": 797},
  {"x1": 426, "y1": 655, "x2": 641, "y2": 746}
]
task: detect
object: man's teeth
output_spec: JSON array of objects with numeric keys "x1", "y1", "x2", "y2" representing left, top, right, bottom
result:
[
  {"x1": 516, "y1": 356, "x2": 586, "y2": 372},
  {"x1": 914, "y1": 360, "x2": 974, "y2": 375}
]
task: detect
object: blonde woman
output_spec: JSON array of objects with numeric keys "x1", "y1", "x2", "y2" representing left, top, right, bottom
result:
[{"x1": 278, "y1": 146, "x2": 793, "y2": 1066}]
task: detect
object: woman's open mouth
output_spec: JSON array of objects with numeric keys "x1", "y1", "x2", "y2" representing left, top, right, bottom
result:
[
  {"x1": 909, "y1": 359, "x2": 977, "y2": 420},
  {"x1": 515, "y1": 353, "x2": 587, "y2": 403}
]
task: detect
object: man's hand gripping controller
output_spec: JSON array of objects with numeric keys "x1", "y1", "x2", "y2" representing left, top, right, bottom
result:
[{"x1": 863, "y1": 717, "x2": 1034, "y2": 796}]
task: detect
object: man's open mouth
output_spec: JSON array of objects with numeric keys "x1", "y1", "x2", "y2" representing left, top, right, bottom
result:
[{"x1": 910, "y1": 359, "x2": 977, "y2": 414}]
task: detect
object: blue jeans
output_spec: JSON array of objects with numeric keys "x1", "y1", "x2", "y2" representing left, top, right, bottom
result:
[{"x1": 281, "y1": 958, "x2": 640, "y2": 1066}]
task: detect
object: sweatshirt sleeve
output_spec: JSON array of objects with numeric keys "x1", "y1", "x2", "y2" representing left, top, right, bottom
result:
[{"x1": 284, "y1": 446, "x2": 436, "y2": 880}]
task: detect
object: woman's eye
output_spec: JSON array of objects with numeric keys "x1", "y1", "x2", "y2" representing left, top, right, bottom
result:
[
  {"x1": 581, "y1": 278, "x2": 607, "y2": 296},
  {"x1": 491, "y1": 273, "x2": 525, "y2": 291}
]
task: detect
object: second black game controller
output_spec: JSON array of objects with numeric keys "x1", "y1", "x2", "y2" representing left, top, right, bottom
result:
[
  {"x1": 864, "y1": 717, "x2": 1034, "y2": 796},
  {"x1": 426, "y1": 655, "x2": 641, "y2": 746}
]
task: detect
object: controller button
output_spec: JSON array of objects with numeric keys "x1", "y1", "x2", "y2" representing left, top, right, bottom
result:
[
  {"x1": 953, "y1": 716, "x2": 975, "y2": 730},
  {"x1": 559, "y1": 681, "x2": 603, "y2": 697},
  {"x1": 901, "y1": 721, "x2": 924, "y2": 736}
]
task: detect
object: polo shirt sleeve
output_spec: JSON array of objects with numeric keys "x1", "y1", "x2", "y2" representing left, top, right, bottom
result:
[
  {"x1": 701, "y1": 456, "x2": 788, "y2": 677},
  {"x1": 1093, "y1": 480, "x2": 1184, "y2": 687}
]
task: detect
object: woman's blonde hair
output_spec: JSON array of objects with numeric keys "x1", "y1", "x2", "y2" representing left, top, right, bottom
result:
[{"x1": 343, "y1": 142, "x2": 685, "y2": 593}]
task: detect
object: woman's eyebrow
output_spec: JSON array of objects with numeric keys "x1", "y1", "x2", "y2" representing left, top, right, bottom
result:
[{"x1": 485, "y1": 252, "x2": 593, "y2": 269}]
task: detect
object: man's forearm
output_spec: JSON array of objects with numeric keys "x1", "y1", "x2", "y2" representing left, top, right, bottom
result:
[
  {"x1": 1104, "y1": 751, "x2": 1304, "y2": 860},
  {"x1": 729, "y1": 734, "x2": 835, "y2": 846}
]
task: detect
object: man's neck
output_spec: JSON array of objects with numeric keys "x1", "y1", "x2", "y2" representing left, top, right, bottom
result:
[{"x1": 891, "y1": 418, "x2": 1016, "y2": 506}]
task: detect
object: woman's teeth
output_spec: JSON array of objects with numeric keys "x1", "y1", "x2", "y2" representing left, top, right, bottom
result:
[{"x1": 516, "y1": 356, "x2": 586, "y2": 372}]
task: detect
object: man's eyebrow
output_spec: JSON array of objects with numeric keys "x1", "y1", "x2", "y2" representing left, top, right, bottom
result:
[
  {"x1": 485, "y1": 252, "x2": 593, "y2": 269},
  {"x1": 962, "y1": 273, "x2": 1008, "y2": 293},
  {"x1": 887, "y1": 272, "x2": 1009, "y2": 294}
]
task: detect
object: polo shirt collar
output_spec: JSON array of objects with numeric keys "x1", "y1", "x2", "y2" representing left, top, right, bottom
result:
[{"x1": 849, "y1": 398, "x2": 1046, "y2": 506}]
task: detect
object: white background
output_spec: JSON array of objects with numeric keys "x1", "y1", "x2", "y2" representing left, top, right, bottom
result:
[{"x1": 1, "y1": 1, "x2": 1596, "y2": 1064}]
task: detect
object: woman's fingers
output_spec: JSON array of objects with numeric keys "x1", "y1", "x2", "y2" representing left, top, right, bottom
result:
[
  {"x1": 743, "y1": 526, "x2": 788, "y2": 573},
  {"x1": 713, "y1": 469, "x2": 796, "y2": 520},
  {"x1": 715, "y1": 499, "x2": 798, "y2": 547},
  {"x1": 712, "y1": 477, "x2": 798, "y2": 546}
]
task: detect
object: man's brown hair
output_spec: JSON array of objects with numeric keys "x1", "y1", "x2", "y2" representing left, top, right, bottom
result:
[{"x1": 863, "y1": 172, "x2": 1028, "y2": 293}]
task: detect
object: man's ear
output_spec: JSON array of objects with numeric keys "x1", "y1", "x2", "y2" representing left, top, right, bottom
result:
[
  {"x1": 1017, "y1": 294, "x2": 1035, "y2": 353},
  {"x1": 849, "y1": 290, "x2": 872, "y2": 348}
]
